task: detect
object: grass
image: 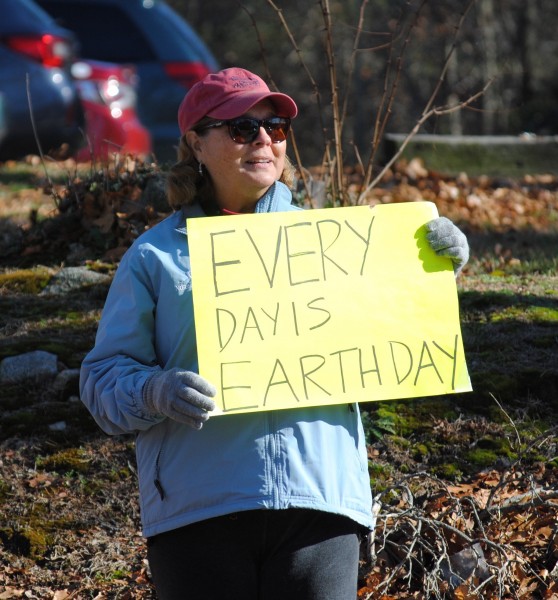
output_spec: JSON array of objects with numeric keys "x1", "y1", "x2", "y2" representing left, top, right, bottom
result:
[{"x1": 466, "y1": 230, "x2": 558, "y2": 276}]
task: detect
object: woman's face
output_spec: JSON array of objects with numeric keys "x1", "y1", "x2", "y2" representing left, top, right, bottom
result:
[{"x1": 187, "y1": 100, "x2": 287, "y2": 213}]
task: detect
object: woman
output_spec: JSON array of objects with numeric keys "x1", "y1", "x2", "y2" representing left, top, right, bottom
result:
[{"x1": 80, "y1": 67, "x2": 469, "y2": 599}]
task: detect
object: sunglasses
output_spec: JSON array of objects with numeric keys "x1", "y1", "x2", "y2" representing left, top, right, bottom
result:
[{"x1": 196, "y1": 116, "x2": 291, "y2": 144}]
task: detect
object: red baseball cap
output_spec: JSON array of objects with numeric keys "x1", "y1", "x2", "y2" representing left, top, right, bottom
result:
[{"x1": 178, "y1": 67, "x2": 298, "y2": 135}]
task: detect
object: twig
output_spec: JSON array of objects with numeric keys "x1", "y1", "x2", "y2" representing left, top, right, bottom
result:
[
  {"x1": 26, "y1": 73, "x2": 56, "y2": 201},
  {"x1": 26, "y1": 74, "x2": 46, "y2": 174}
]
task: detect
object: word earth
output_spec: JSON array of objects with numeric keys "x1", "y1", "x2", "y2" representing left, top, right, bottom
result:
[{"x1": 217, "y1": 335, "x2": 461, "y2": 413}]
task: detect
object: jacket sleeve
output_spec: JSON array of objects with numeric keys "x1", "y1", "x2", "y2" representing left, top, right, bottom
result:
[{"x1": 79, "y1": 244, "x2": 164, "y2": 435}]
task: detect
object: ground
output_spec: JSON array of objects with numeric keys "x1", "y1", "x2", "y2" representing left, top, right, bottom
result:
[{"x1": 0, "y1": 157, "x2": 557, "y2": 599}]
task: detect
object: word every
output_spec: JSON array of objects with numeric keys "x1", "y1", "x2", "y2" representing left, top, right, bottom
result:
[{"x1": 209, "y1": 216, "x2": 376, "y2": 296}]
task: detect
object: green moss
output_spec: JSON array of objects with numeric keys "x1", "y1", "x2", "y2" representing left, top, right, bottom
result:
[
  {"x1": 22, "y1": 526, "x2": 50, "y2": 560},
  {"x1": 94, "y1": 568, "x2": 131, "y2": 583},
  {"x1": 0, "y1": 267, "x2": 52, "y2": 294},
  {"x1": 0, "y1": 527, "x2": 45, "y2": 559},
  {"x1": 86, "y1": 260, "x2": 116, "y2": 275},
  {"x1": 107, "y1": 466, "x2": 132, "y2": 482},
  {"x1": 60, "y1": 311, "x2": 83, "y2": 322},
  {"x1": 465, "y1": 448, "x2": 499, "y2": 468},
  {"x1": 491, "y1": 305, "x2": 558, "y2": 323},
  {"x1": 368, "y1": 461, "x2": 393, "y2": 480},
  {"x1": 370, "y1": 399, "x2": 460, "y2": 438},
  {"x1": 0, "y1": 479, "x2": 10, "y2": 502},
  {"x1": 368, "y1": 461, "x2": 394, "y2": 494},
  {"x1": 36, "y1": 447, "x2": 91, "y2": 474},
  {"x1": 371, "y1": 403, "x2": 424, "y2": 438},
  {"x1": 0, "y1": 508, "x2": 80, "y2": 560},
  {"x1": 528, "y1": 306, "x2": 558, "y2": 322},
  {"x1": 413, "y1": 443, "x2": 430, "y2": 460},
  {"x1": 385, "y1": 434, "x2": 412, "y2": 450},
  {"x1": 470, "y1": 436, "x2": 517, "y2": 463},
  {"x1": 432, "y1": 463, "x2": 463, "y2": 480},
  {"x1": 78, "y1": 477, "x2": 104, "y2": 496}
]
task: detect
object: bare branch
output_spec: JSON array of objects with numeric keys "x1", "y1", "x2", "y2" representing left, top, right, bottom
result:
[
  {"x1": 262, "y1": 0, "x2": 333, "y2": 203},
  {"x1": 318, "y1": 0, "x2": 345, "y2": 205},
  {"x1": 421, "y1": 0, "x2": 476, "y2": 118},
  {"x1": 338, "y1": 0, "x2": 370, "y2": 133},
  {"x1": 363, "y1": 0, "x2": 428, "y2": 191},
  {"x1": 368, "y1": 466, "x2": 556, "y2": 599},
  {"x1": 361, "y1": 78, "x2": 493, "y2": 196}
]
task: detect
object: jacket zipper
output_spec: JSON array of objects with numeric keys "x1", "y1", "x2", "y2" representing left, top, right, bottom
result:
[
  {"x1": 154, "y1": 426, "x2": 169, "y2": 501},
  {"x1": 268, "y1": 412, "x2": 281, "y2": 506}
]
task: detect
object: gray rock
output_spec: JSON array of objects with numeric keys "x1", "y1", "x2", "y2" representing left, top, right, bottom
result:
[
  {"x1": 53, "y1": 368, "x2": 80, "y2": 398},
  {"x1": 0, "y1": 222, "x2": 24, "y2": 258},
  {"x1": 48, "y1": 421, "x2": 67, "y2": 432},
  {"x1": 40, "y1": 266, "x2": 110, "y2": 295},
  {"x1": 0, "y1": 350, "x2": 59, "y2": 384},
  {"x1": 440, "y1": 543, "x2": 490, "y2": 588}
]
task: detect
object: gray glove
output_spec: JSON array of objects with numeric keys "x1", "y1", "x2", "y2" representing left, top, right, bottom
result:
[
  {"x1": 425, "y1": 217, "x2": 469, "y2": 276},
  {"x1": 144, "y1": 368, "x2": 217, "y2": 429}
]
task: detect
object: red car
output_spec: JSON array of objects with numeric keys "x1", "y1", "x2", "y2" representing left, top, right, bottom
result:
[{"x1": 71, "y1": 59, "x2": 151, "y2": 161}]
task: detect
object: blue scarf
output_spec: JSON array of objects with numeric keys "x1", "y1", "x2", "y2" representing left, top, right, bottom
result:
[{"x1": 254, "y1": 182, "x2": 280, "y2": 213}]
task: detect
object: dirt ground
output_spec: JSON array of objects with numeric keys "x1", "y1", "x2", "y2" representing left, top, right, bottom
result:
[{"x1": 1, "y1": 158, "x2": 558, "y2": 599}]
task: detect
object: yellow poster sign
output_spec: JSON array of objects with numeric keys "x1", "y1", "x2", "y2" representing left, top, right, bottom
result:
[{"x1": 187, "y1": 201, "x2": 472, "y2": 415}]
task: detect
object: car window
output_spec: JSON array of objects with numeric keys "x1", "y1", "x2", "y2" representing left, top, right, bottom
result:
[{"x1": 38, "y1": 2, "x2": 157, "y2": 62}]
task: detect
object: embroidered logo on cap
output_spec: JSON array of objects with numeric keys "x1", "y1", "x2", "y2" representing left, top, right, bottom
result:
[{"x1": 230, "y1": 75, "x2": 262, "y2": 90}]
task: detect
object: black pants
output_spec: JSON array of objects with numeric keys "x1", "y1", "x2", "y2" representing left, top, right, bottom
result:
[{"x1": 147, "y1": 508, "x2": 362, "y2": 600}]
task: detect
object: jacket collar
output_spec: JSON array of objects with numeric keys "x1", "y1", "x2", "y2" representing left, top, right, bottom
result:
[{"x1": 176, "y1": 181, "x2": 294, "y2": 235}]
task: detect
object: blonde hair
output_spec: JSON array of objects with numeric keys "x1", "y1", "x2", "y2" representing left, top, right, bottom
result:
[{"x1": 166, "y1": 135, "x2": 295, "y2": 212}]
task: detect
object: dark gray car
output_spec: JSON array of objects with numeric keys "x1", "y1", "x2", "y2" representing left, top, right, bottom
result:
[
  {"x1": 38, "y1": 0, "x2": 219, "y2": 161},
  {"x1": 0, "y1": 0, "x2": 85, "y2": 160}
]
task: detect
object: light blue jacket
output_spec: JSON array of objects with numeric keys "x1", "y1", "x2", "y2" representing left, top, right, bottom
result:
[{"x1": 79, "y1": 182, "x2": 374, "y2": 537}]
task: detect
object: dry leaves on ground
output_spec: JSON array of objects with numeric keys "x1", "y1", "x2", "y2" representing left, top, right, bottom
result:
[{"x1": 1, "y1": 157, "x2": 557, "y2": 598}]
